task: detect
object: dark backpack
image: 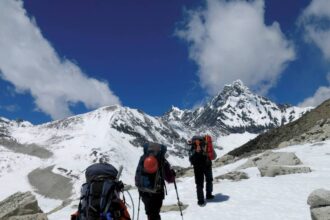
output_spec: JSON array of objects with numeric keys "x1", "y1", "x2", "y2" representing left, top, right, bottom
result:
[
  {"x1": 77, "y1": 163, "x2": 131, "y2": 220},
  {"x1": 135, "y1": 142, "x2": 171, "y2": 194},
  {"x1": 188, "y1": 135, "x2": 217, "y2": 164}
]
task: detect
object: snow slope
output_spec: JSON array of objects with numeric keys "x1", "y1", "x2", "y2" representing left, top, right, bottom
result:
[{"x1": 45, "y1": 139, "x2": 330, "y2": 220}]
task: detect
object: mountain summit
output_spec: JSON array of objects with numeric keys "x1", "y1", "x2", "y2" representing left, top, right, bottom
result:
[{"x1": 163, "y1": 80, "x2": 309, "y2": 134}]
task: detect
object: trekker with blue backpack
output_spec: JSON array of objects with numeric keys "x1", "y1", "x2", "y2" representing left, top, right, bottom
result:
[
  {"x1": 135, "y1": 142, "x2": 176, "y2": 220},
  {"x1": 188, "y1": 135, "x2": 217, "y2": 207},
  {"x1": 72, "y1": 163, "x2": 131, "y2": 220}
]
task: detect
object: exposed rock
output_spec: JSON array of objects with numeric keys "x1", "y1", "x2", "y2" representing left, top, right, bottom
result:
[
  {"x1": 228, "y1": 99, "x2": 330, "y2": 158},
  {"x1": 279, "y1": 119, "x2": 330, "y2": 148},
  {"x1": 235, "y1": 151, "x2": 311, "y2": 177},
  {"x1": 308, "y1": 189, "x2": 330, "y2": 208},
  {"x1": 8, "y1": 214, "x2": 48, "y2": 220},
  {"x1": 213, "y1": 155, "x2": 238, "y2": 168},
  {"x1": 311, "y1": 207, "x2": 330, "y2": 220},
  {"x1": 215, "y1": 171, "x2": 249, "y2": 181},
  {"x1": 0, "y1": 191, "x2": 47, "y2": 220},
  {"x1": 28, "y1": 166, "x2": 72, "y2": 200},
  {"x1": 161, "y1": 203, "x2": 188, "y2": 213},
  {"x1": 237, "y1": 151, "x2": 302, "y2": 170},
  {"x1": 258, "y1": 166, "x2": 311, "y2": 177},
  {"x1": 0, "y1": 138, "x2": 52, "y2": 159},
  {"x1": 308, "y1": 189, "x2": 330, "y2": 220},
  {"x1": 175, "y1": 166, "x2": 194, "y2": 178}
]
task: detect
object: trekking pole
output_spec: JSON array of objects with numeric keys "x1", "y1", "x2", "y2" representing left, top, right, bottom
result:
[
  {"x1": 137, "y1": 195, "x2": 141, "y2": 220},
  {"x1": 117, "y1": 165, "x2": 123, "y2": 180},
  {"x1": 174, "y1": 179, "x2": 184, "y2": 220},
  {"x1": 125, "y1": 190, "x2": 135, "y2": 220}
]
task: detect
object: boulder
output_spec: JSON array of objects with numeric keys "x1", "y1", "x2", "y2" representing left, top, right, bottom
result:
[
  {"x1": 215, "y1": 171, "x2": 249, "y2": 181},
  {"x1": 258, "y1": 166, "x2": 311, "y2": 177},
  {"x1": 308, "y1": 189, "x2": 330, "y2": 208},
  {"x1": 310, "y1": 206, "x2": 330, "y2": 220},
  {"x1": 213, "y1": 155, "x2": 238, "y2": 168},
  {"x1": 237, "y1": 151, "x2": 302, "y2": 170},
  {"x1": 161, "y1": 203, "x2": 188, "y2": 213},
  {"x1": 8, "y1": 214, "x2": 48, "y2": 220},
  {"x1": 308, "y1": 189, "x2": 330, "y2": 220},
  {"x1": 0, "y1": 191, "x2": 47, "y2": 220}
]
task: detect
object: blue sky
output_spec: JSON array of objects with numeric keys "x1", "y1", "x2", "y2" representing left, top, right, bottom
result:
[{"x1": 0, "y1": 0, "x2": 329, "y2": 124}]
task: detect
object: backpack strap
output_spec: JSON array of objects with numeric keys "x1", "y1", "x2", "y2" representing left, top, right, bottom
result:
[{"x1": 100, "y1": 179, "x2": 116, "y2": 211}]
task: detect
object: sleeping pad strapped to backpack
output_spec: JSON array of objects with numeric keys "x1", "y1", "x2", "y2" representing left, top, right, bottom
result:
[{"x1": 75, "y1": 163, "x2": 131, "y2": 220}]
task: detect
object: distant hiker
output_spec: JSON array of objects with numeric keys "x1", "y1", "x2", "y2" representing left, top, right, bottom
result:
[
  {"x1": 135, "y1": 142, "x2": 176, "y2": 220},
  {"x1": 72, "y1": 163, "x2": 131, "y2": 220},
  {"x1": 188, "y1": 135, "x2": 217, "y2": 206}
]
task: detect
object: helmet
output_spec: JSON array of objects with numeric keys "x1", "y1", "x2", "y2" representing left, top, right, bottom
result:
[{"x1": 143, "y1": 155, "x2": 159, "y2": 174}]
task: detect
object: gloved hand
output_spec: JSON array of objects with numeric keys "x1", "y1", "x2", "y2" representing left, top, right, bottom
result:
[{"x1": 171, "y1": 169, "x2": 176, "y2": 177}]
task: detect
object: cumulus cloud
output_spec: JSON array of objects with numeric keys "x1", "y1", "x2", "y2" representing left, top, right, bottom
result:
[
  {"x1": 0, "y1": 0, "x2": 121, "y2": 119},
  {"x1": 299, "y1": 72, "x2": 330, "y2": 107},
  {"x1": 300, "y1": 0, "x2": 330, "y2": 60},
  {"x1": 299, "y1": 86, "x2": 330, "y2": 107},
  {"x1": 176, "y1": 0, "x2": 295, "y2": 95},
  {"x1": 298, "y1": 0, "x2": 330, "y2": 107}
]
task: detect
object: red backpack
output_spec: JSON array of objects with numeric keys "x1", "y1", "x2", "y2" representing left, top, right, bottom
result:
[{"x1": 204, "y1": 135, "x2": 216, "y2": 160}]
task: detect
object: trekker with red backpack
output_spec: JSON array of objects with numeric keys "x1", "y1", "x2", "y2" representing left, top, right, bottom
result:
[
  {"x1": 188, "y1": 135, "x2": 217, "y2": 206},
  {"x1": 135, "y1": 142, "x2": 176, "y2": 220}
]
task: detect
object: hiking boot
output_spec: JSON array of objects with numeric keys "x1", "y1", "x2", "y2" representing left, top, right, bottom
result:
[
  {"x1": 206, "y1": 194, "x2": 215, "y2": 200},
  {"x1": 198, "y1": 200, "x2": 206, "y2": 207}
]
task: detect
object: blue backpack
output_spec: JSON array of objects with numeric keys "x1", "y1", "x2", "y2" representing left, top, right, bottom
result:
[
  {"x1": 77, "y1": 163, "x2": 131, "y2": 220},
  {"x1": 135, "y1": 142, "x2": 167, "y2": 193}
]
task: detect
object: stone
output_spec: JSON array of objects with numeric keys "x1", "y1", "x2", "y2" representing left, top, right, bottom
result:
[
  {"x1": 259, "y1": 166, "x2": 311, "y2": 177},
  {"x1": 215, "y1": 171, "x2": 249, "y2": 181},
  {"x1": 237, "y1": 151, "x2": 302, "y2": 170},
  {"x1": 161, "y1": 203, "x2": 188, "y2": 212},
  {"x1": 8, "y1": 214, "x2": 48, "y2": 220},
  {"x1": 0, "y1": 191, "x2": 47, "y2": 220},
  {"x1": 311, "y1": 206, "x2": 330, "y2": 220},
  {"x1": 308, "y1": 189, "x2": 330, "y2": 208}
]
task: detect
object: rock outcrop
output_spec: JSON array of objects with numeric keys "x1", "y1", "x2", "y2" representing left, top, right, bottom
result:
[
  {"x1": 228, "y1": 99, "x2": 330, "y2": 158},
  {"x1": 215, "y1": 171, "x2": 249, "y2": 182},
  {"x1": 308, "y1": 189, "x2": 330, "y2": 220},
  {"x1": 258, "y1": 166, "x2": 311, "y2": 177},
  {"x1": 0, "y1": 191, "x2": 47, "y2": 220},
  {"x1": 28, "y1": 166, "x2": 73, "y2": 200},
  {"x1": 161, "y1": 203, "x2": 188, "y2": 213},
  {"x1": 236, "y1": 151, "x2": 312, "y2": 177}
]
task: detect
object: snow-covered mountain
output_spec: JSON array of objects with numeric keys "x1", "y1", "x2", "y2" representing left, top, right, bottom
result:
[
  {"x1": 163, "y1": 80, "x2": 308, "y2": 134},
  {"x1": 0, "y1": 80, "x2": 314, "y2": 219}
]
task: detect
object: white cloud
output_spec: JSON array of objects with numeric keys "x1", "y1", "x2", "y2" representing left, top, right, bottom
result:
[
  {"x1": 300, "y1": 0, "x2": 330, "y2": 60},
  {"x1": 298, "y1": 0, "x2": 330, "y2": 107},
  {"x1": 299, "y1": 86, "x2": 330, "y2": 107},
  {"x1": 0, "y1": 0, "x2": 121, "y2": 119},
  {"x1": 299, "y1": 72, "x2": 330, "y2": 107},
  {"x1": 176, "y1": 0, "x2": 295, "y2": 95}
]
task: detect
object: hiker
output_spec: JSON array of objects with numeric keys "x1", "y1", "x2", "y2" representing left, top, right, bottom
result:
[
  {"x1": 188, "y1": 135, "x2": 217, "y2": 206},
  {"x1": 135, "y1": 142, "x2": 176, "y2": 220},
  {"x1": 71, "y1": 162, "x2": 131, "y2": 220}
]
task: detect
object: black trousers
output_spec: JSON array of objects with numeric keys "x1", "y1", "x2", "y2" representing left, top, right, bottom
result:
[
  {"x1": 140, "y1": 191, "x2": 164, "y2": 220},
  {"x1": 193, "y1": 162, "x2": 213, "y2": 202}
]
